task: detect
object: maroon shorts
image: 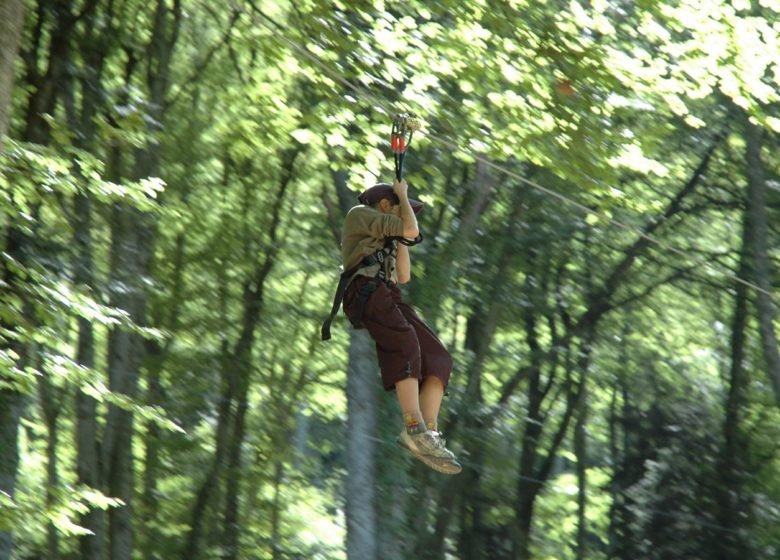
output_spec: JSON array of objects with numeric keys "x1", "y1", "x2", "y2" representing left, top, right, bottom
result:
[{"x1": 343, "y1": 276, "x2": 453, "y2": 392}]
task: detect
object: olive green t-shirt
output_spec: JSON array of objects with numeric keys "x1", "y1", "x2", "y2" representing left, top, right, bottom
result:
[{"x1": 341, "y1": 205, "x2": 405, "y2": 283}]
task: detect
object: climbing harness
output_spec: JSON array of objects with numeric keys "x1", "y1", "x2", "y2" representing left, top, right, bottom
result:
[
  {"x1": 321, "y1": 114, "x2": 424, "y2": 341},
  {"x1": 391, "y1": 113, "x2": 422, "y2": 181},
  {"x1": 321, "y1": 234, "x2": 423, "y2": 341}
]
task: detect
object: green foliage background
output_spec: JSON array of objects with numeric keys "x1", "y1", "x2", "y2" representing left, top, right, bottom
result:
[{"x1": 2, "y1": 0, "x2": 780, "y2": 559}]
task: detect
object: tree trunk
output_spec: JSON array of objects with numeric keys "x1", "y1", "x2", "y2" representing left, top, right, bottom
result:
[
  {"x1": 714, "y1": 170, "x2": 752, "y2": 560},
  {"x1": 417, "y1": 159, "x2": 496, "y2": 324},
  {"x1": 21, "y1": 0, "x2": 78, "y2": 144},
  {"x1": 141, "y1": 365, "x2": 162, "y2": 560},
  {"x1": 221, "y1": 366, "x2": 250, "y2": 560},
  {"x1": 0, "y1": 386, "x2": 22, "y2": 560},
  {"x1": 68, "y1": 2, "x2": 115, "y2": 550},
  {"x1": 0, "y1": 0, "x2": 24, "y2": 140},
  {"x1": 219, "y1": 147, "x2": 298, "y2": 559},
  {"x1": 743, "y1": 118, "x2": 780, "y2": 406},
  {"x1": 39, "y1": 375, "x2": 62, "y2": 560},
  {"x1": 183, "y1": 345, "x2": 235, "y2": 560},
  {"x1": 269, "y1": 460, "x2": 284, "y2": 560},
  {"x1": 421, "y1": 189, "x2": 525, "y2": 560},
  {"x1": 73, "y1": 191, "x2": 104, "y2": 560},
  {"x1": 104, "y1": 4, "x2": 180, "y2": 558},
  {"x1": 0, "y1": 231, "x2": 27, "y2": 560},
  {"x1": 141, "y1": 231, "x2": 185, "y2": 560},
  {"x1": 324, "y1": 166, "x2": 380, "y2": 559},
  {"x1": 574, "y1": 379, "x2": 588, "y2": 560},
  {"x1": 104, "y1": 204, "x2": 153, "y2": 560},
  {"x1": 345, "y1": 329, "x2": 379, "y2": 560},
  {"x1": 512, "y1": 327, "x2": 591, "y2": 560},
  {"x1": 0, "y1": 4, "x2": 25, "y2": 555}
]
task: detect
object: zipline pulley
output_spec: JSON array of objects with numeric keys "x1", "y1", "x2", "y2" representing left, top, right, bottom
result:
[{"x1": 391, "y1": 113, "x2": 422, "y2": 181}]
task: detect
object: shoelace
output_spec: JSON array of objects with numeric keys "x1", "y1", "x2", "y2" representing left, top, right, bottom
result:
[{"x1": 430, "y1": 431, "x2": 447, "y2": 449}]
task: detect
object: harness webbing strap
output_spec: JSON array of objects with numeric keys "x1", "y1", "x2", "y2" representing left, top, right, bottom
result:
[
  {"x1": 321, "y1": 234, "x2": 423, "y2": 341},
  {"x1": 349, "y1": 276, "x2": 382, "y2": 330},
  {"x1": 321, "y1": 265, "x2": 361, "y2": 341}
]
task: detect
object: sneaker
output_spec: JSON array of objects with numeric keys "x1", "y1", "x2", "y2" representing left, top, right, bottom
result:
[{"x1": 397, "y1": 429, "x2": 462, "y2": 475}]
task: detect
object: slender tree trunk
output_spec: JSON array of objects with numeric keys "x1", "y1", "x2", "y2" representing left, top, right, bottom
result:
[
  {"x1": 345, "y1": 329, "x2": 379, "y2": 560},
  {"x1": 141, "y1": 365, "x2": 162, "y2": 560},
  {"x1": 714, "y1": 177, "x2": 752, "y2": 560},
  {"x1": 63, "y1": 3, "x2": 113, "y2": 553},
  {"x1": 183, "y1": 346, "x2": 236, "y2": 559},
  {"x1": 0, "y1": 0, "x2": 24, "y2": 140},
  {"x1": 220, "y1": 147, "x2": 299, "y2": 560},
  {"x1": 142, "y1": 231, "x2": 185, "y2": 560},
  {"x1": 606, "y1": 372, "x2": 620, "y2": 560},
  {"x1": 104, "y1": 204, "x2": 152, "y2": 560},
  {"x1": 104, "y1": 4, "x2": 180, "y2": 558},
  {"x1": 0, "y1": 4, "x2": 25, "y2": 555},
  {"x1": 743, "y1": 118, "x2": 780, "y2": 406},
  {"x1": 39, "y1": 375, "x2": 62, "y2": 560},
  {"x1": 575, "y1": 379, "x2": 588, "y2": 560},
  {"x1": 0, "y1": 230, "x2": 27, "y2": 560},
  {"x1": 73, "y1": 191, "x2": 104, "y2": 560},
  {"x1": 422, "y1": 190, "x2": 525, "y2": 560},
  {"x1": 22, "y1": 0, "x2": 77, "y2": 144},
  {"x1": 325, "y1": 166, "x2": 380, "y2": 560},
  {"x1": 183, "y1": 157, "x2": 236, "y2": 560},
  {"x1": 417, "y1": 159, "x2": 496, "y2": 324},
  {"x1": 0, "y1": 385, "x2": 22, "y2": 560},
  {"x1": 222, "y1": 366, "x2": 250, "y2": 560},
  {"x1": 269, "y1": 460, "x2": 284, "y2": 560},
  {"x1": 512, "y1": 328, "x2": 591, "y2": 560}
]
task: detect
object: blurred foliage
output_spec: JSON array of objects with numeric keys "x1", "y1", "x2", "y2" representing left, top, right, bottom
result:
[{"x1": 2, "y1": 0, "x2": 780, "y2": 559}]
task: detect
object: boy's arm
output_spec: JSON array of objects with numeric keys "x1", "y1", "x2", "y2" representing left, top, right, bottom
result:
[
  {"x1": 396, "y1": 243, "x2": 411, "y2": 284},
  {"x1": 394, "y1": 179, "x2": 419, "y2": 239}
]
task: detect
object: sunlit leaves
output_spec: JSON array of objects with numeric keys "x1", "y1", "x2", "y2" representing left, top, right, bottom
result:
[
  {"x1": 0, "y1": 141, "x2": 165, "y2": 216},
  {"x1": 0, "y1": 491, "x2": 19, "y2": 532}
]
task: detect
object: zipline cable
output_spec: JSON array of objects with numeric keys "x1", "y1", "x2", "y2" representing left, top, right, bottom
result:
[{"x1": 240, "y1": 1, "x2": 771, "y2": 298}]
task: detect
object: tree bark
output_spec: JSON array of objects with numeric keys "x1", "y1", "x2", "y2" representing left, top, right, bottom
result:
[
  {"x1": 417, "y1": 159, "x2": 496, "y2": 324},
  {"x1": 428, "y1": 191, "x2": 525, "y2": 560},
  {"x1": 103, "y1": 4, "x2": 180, "y2": 559},
  {"x1": 39, "y1": 374, "x2": 62, "y2": 560},
  {"x1": 220, "y1": 147, "x2": 299, "y2": 560},
  {"x1": 21, "y1": 0, "x2": 81, "y2": 144},
  {"x1": 511, "y1": 328, "x2": 590, "y2": 560},
  {"x1": 0, "y1": 5, "x2": 25, "y2": 556},
  {"x1": 574, "y1": 377, "x2": 588, "y2": 560},
  {"x1": 0, "y1": 386, "x2": 22, "y2": 560},
  {"x1": 73, "y1": 191, "x2": 104, "y2": 560},
  {"x1": 714, "y1": 200, "x2": 750, "y2": 560},
  {"x1": 0, "y1": 232, "x2": 27, "y2": 560},
  {"x1": 743, "y1": 118, "x2": 780, "y2": 406},
  {"x1": 325, "y1": 166, "x2": 380, "y2": 560},
  {"x1": 0, "y1": 0, "x2": 24, "y2": 140},
  {"x1": 345, "y1": 329, "x2": 379, "y2": 560},
  {"x1": 67, "y1": 8, "x2": 112, "y2": 546},
  {"x1": 269, "y1": 460, "x2": 285, "y2": 560},
  {"x1": 104, "y1": 204, "x2": 153, "y2": 560}
]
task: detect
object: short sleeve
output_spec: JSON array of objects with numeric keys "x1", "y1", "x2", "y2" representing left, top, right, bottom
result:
[{"x1": 346, "y1": 206, "x2": 404, "y2": 239}]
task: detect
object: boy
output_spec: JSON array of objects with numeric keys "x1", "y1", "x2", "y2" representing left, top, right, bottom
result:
[{"x1": 339, "y1": 179, "x2": 461, "y2": 475}]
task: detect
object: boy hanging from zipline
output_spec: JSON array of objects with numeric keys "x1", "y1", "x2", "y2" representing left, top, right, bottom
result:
[{"x1": 322, "y1": 116, "x2": 461, "y2": 475}]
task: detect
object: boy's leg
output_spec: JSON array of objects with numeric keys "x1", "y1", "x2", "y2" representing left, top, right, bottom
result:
[
  {"x1": 396, "y1": 378, "x2": 461, "y2": 475},
  {"x1": 395, "y1": 379, "x2": 461, "y2": 474},
  {"x1": 396, "y1": 377, "x2": 425, "y2": 434},
  {"x1": 420, "y1": 376, "x2": 444, "y2": 431}
]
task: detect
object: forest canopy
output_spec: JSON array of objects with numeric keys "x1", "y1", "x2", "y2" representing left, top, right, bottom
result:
[{"x1": 2, "y1": 1, "x2": 780, "y2": 559}]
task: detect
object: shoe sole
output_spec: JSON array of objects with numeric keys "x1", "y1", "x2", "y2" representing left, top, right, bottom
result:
[{"x1": 396, "y1": 437, "x2": 462, "y2": 475}]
